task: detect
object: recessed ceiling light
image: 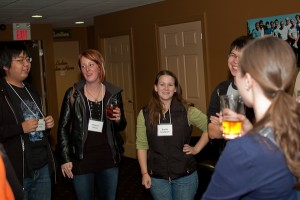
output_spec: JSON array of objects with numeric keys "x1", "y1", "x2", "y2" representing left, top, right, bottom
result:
[
  {"x1": 75, "y1": 21, "x2": 84, "y2": 24},
  {"x1": 32, "y1": 15, "x2": 43, "y2": 18}
]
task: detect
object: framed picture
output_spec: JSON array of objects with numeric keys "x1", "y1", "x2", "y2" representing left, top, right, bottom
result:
[{"x1": 247, "y1": 12, "x2": 300, "y2": 67}]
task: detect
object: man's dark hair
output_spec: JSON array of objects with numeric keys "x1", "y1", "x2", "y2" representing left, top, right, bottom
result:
[
  {"x1": 0, "y1": 41, "x2": 30, "y2": 78},
  {"x1": 228, "y1": 35, "x2": 252, "y2": 54}
]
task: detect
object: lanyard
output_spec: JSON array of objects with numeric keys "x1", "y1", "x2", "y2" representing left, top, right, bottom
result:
[
  {"x1": 86, "y1": 84, "x2": 104, "y2": 121},
  {"x1": 158, "y1": 108, "x2": 172, "y2": 124},
  {"x1": 7, "y1": 82, "x2": 44, "y2": 118}
]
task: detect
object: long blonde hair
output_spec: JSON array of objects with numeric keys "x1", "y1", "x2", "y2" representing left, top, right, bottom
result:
[{"x1": 240, "y1": 36, "x2": 300, "y2": 188}]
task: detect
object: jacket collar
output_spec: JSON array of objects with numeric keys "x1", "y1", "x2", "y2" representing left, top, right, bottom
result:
[{"x1": 73, "y1": 80, "x2": 122, "y2": 96}]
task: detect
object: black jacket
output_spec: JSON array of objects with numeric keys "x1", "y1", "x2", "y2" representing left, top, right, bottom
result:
[
  {"x1": 0, "y1": 78, "x2": 55, "y2": 186},
  {"x1": 57, "y1": 80, "x2": 126, "y2": 165},
  {"x1": 143, "y1": 99, "x2": 196, "y2": 180}
]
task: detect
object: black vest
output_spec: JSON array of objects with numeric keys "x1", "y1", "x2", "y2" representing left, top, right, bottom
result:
[{"x1": 143, "y1": 99, "x2": 197, "y2": 180}]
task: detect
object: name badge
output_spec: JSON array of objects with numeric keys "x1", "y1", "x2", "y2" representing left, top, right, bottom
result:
[
  {"x1": 36, "y1": 119, "x2": 46, "y2": 131},
  {"x1": 157, "y1": 124, "x2": 173, "y2": 136},
  {"x1": 88, "y1": 119, "x2": 104, "y2": 133}
]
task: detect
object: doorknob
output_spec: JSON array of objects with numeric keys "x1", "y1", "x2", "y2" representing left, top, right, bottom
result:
[{"x1": 128, "y1": 100, "x2": 133, "y2": 103}]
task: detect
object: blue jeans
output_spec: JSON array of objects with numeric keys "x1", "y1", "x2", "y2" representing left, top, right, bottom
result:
[
  {"x1": 73, "y1": 167, "x2": 118, "y2": 200},
  {"x1": 23, "y1": 164, "x2": 51, "y2": 200},
  {"x1": 150, "y1": 171, "x2": 198, "y2": 200}
]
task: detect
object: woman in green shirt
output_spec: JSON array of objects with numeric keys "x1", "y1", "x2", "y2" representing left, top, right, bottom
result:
[{"x1": 136, "y1": 70, "x2": 208, "y2": 200}]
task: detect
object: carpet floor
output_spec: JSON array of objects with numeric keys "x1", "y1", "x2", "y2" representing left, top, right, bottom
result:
[{"x1": 52, "y1": 156, "x2": 153, "y2": 200}]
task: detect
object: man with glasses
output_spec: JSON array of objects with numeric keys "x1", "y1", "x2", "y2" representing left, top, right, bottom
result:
[
  {"x1": 207, "y1": 36, "x2": 255, "y2": 161},
  {"x1": 0, "y1": 41, "x2": 55, "y2": 200}
]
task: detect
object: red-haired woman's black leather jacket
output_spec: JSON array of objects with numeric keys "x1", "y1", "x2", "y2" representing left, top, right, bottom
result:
[{"x1": 57, "y1": 80, "x2": 127, "y2": 165}]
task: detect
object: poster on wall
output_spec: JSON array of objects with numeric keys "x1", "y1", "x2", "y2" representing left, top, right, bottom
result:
[{"x1": 247, "y1": 12, "x2": 300, "y2": 67}]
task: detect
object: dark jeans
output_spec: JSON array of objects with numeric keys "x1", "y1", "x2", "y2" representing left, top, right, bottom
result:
[
  {"x1": 23, "y1": 164, "x2": 51, "y2": 200},
  {"x1": 73, "y1": 167, "x2": 118, "y2": 200}
]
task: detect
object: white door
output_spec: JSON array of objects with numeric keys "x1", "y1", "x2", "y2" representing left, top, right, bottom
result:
[
  {"x1": 103, "y1": 35, "x2": 136, "y2": 159},
  {"x1": 159, "y1": 21, "x2": 206, "y2": 113}
]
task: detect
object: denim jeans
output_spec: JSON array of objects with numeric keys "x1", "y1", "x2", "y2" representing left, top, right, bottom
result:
[
  {"x1": 23, "y1": 164, "x2": 51, "y2": 200},
  {"x1": 150, "y1": 171, "x2": 198, "y2": 200},
  {"x1": 73, "y1": 167, "x2": 119, "y2": 200}
]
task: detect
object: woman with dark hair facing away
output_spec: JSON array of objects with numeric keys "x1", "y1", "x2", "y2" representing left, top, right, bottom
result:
[
  {"x1": 136, "y1": 70, "x2": 209, "y2": 200},
  {"x1": 203, "y1": 37, "x2": 300, "y2": 199},
  {"x1": 57, "y1": 49, "x2": 126, "y2": 200}
]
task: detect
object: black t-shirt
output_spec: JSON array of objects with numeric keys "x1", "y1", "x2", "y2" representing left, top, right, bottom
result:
[
  {"x1": 207, "y1": 79, "x2": 255, "y2": 123},
  {"x1": 72, "y1": 90, "x2": 115, "y2": 175},
  {"x1": 5, "y1": 82, "x2": 48, "y2": 177},
  {"x1": 206, "y1": 79, "x2": 255, "y2": 161}
]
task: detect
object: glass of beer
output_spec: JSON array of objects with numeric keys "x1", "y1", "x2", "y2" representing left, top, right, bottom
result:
[
  {"x1": 106, "y1": 98, "x2": 118, "y2": 119},
  {"x1": 220, "y1": 94, "x2": 245, "y2": 139}
]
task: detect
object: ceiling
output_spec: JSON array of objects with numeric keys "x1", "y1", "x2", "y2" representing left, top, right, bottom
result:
[{"x1": 0, "y1": 0, "x2": 163, "y2": 28}]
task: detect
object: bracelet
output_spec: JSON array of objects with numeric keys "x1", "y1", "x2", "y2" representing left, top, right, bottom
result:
[{"x1": 142, "y1": 172, "x2": 148, "y2": 176}]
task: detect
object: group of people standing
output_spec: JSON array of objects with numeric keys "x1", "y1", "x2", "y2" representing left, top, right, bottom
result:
[
  {"x1": 0, "y1": 35, "x2": 300, "y2": 200},
  {"x1": 251, "y1": 15, "x2": 300, "y2": 66},
  {"x1": 0, "y1": 43, "x2": 126, "y2": 200},
  {"x1": 136, "y1": 35, "x2": 300, "y2": 200}
]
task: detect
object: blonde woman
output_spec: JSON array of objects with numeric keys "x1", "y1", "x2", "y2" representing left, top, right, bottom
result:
[{"x1": 203, "y1": 37, "x2": 300, "y2": 199}]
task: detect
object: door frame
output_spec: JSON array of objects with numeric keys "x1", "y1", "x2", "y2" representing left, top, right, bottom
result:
[
  {"x1": 98, "y1": 29, "x2": 137, "y2": 158},
  {"x1": 154, "y1": 14, "x2": 210, "y2": 106},
  {"x1": 98, "y1": 29, "x2": 137, "y2": 114}
]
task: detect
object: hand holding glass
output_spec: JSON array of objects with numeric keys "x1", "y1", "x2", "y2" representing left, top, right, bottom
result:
[
  {"x1": 106, "y1": 98, "x2": 119, "y2": 119},
  {"x1": 220, "y1": 95, "x2": 245, "y2": 139}
]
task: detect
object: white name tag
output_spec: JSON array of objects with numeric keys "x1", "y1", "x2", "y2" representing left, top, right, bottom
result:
[
  {"x1": 88, "y1": 119, "x2": 104, "y2": 133},
  {"x1": 157, "y1": 124, "x2": 173, "y2": 136},
  {"x1": 36, "y1": 119, "x2": 46, "y2": 131}
]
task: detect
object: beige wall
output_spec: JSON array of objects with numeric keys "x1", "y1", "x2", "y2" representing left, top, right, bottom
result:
[
  {"x1": 53, "y1": 41, "x2": 81, "y2": 115},
  {"x1": 93, "y1": 0, "x2": 300, "y2": 112},
  {"x1": 0, "y1": 0, "x2": 299, "y2": 147}
]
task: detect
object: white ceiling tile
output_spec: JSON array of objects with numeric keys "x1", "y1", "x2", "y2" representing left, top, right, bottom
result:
[{"x1": 0, "y1": 0, "x2": 163, "y2": 27}]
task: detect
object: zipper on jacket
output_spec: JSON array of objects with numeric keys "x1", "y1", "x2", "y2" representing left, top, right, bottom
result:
[
  {"x1": 76, "y1": 87, "x2": 87, "y2": 159},
  {"x1": 5, "y1": 94, "x2": 25, "y2": 189},
  {"x1": 48, "y1": 143, "x2": 57, "y2": 184},
  {"x1": 21, "y1": 136, "x2": 25, "y2": 190},
  {"x1": 110, "y1": 122, "x2": 117, "y2": 164}
]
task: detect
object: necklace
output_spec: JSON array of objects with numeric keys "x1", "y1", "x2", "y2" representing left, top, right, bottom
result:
[{"x1": 85, "y1": 84, "x2": 102, "y2": 103}]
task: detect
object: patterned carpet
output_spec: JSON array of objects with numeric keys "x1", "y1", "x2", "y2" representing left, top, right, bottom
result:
[{"x1": 52, "y1": 156, "x2": 153, "y2": 200}]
